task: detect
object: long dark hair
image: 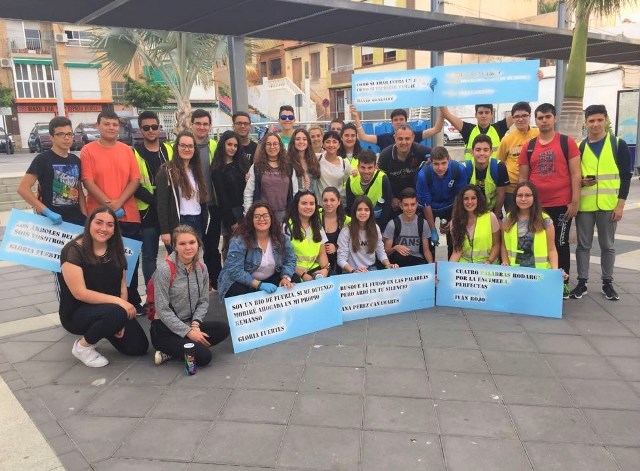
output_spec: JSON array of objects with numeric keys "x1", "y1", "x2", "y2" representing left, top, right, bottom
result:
[
  {"x1": 254, "y1": 132, "x2": 292, "y2": 177},
  {"x1": 287, "y1": 128, "x2": 320, "y2": 179},
  {"x1": 451, "y1": 185, "x2": 488, "y2": 252},
  {"x1": 236, "y1": 202, "x2": 285, "y2": 254},
  {"x1": 321, "y1": 186, "x2": 347, "y2": 228},
  {"x1": 504, "y1": 181, "x2": 546, "y2": 234},
  {"x1": 73, "y1": 206, "x2": 127, "y2": 269},
  {"x1": 167, "y1": 131, "x2": 208, "y2": 204},
  {"x1": 211, "y1": 130, "x2": 248, "y2": 174},
  {"x1": 349, "y1": 196, "x2": 378, "y2": 254},
  {"x1": 285, "y1": 190, "x2": 323, "y2": 242},
  {"x1": 338, "y1": 122, "x2": 363, "y2": 157}
]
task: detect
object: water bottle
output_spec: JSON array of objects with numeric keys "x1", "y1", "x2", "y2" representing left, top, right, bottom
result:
[
  {"x1": 374, "y1": 198, "x2": 385, "y2": 219},
  {"x1": 439, "y1": 218, "x2": 448, "y2": 234}
]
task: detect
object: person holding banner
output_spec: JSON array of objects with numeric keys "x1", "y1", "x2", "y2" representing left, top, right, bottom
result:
[
  {"x1": 218, "y1": 202, "x2": 296, "y2": 299},
  {"x1": 288, "y1": 128, "x2": 321, "y2": 198},
  {"x1": 338, "y1": 196, "x2": 399, "y2": 273},
  {"x1": 58, "y1": 207, "x2": 149, "y2": 367},
  {"x1": 500, "y1": 182, "x2": 560, "y2": 272},
  {"x1": 284, "y1": 190, "x2": 330, "y2": 282},
  {"x1": 320, "y1": 187, "x2": 351, "y2": 274},
  {"x1": 150, "y1": 225, "x2": 230, "y2": 367},
  {"x1": 449, "y1": 185, "x2": 501, "y2": 264}
]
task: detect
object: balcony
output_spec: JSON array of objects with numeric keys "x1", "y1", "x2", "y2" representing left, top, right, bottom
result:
[
  {"x1": 330, "y1": 64, "x2": 353, "y2": 86},
  {"x1": 8, "y1": 37, "x2": 53, "y2": 55}
]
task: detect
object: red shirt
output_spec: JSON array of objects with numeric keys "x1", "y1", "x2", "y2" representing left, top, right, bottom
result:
[{"x1": 518, "y1": 132, "x2": 579, "y2": 207}]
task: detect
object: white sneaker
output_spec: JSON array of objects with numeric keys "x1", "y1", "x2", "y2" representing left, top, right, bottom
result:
[
  {"x1": 154, "y1": 350, "x2": 172, "y2": 365},
  {"x1": 72, "y1": 339, "x2": 109, "y2": 367}
]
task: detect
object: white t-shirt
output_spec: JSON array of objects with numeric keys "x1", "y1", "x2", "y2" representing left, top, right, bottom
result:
[
  {"x1": 251, "y1": 239, "x2": 276, "y2": 280},
  {"x1": 179, "y1": 170, "x2": 201, "y2": 215},
  {"x1": 318, "y1": 156, "x2": 353, "y2": 200}
]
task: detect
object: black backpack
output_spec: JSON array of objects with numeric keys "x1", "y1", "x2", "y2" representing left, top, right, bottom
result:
[{"x1": 526, "y1": 134, "x2": 569, "y2": 163}]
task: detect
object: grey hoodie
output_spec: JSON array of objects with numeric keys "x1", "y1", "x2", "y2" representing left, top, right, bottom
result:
[{"x1": 152, "y1": 252, "x2": 209, "y2": 337}]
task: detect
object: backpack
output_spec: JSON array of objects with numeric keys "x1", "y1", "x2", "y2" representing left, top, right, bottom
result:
[
  {"x1": 421, "y1": 160, "x2": 462, "y2": 190},
  {"x1": 578, "y1": 133, "x2": 618, "y2": 158},
  {"x1": 146, "y1": 258, "x2": 204, "y2": 320},
  {"x1": 464, "y1": 158, "x2": 498, "y2": 184},
  {"x1": 526, "y1": 134, "x2": 569, "y2": 164}
]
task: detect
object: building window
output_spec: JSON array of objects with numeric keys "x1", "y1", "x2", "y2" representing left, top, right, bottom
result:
[
  {"x1": 361, "y1": 47, "x2": 374, "y2": 67},
  {"x1": 269, "y1": 58, "x2": 282, "y2": 77},
  {"x1": 24, "y1": 28, "x2": 42, "y2": 50},
  {"x1": 65, "y1": 30, "x2": 92, "y2": 47},
  {"x1": 310, "y1": 52, "x2": 320, "y2": 81},
  {"x1": 383, "y1": 48, "x2": 396, "y2": 63},
  {"x1": 14, "y1": 63, "x2": 55, "y2": 99},
  {"x1": 111, "y1": 81, "x2": 126, "y2": 104},
  {"x1": 260, "y1": 61, "x2": 268, "y2": 78}
]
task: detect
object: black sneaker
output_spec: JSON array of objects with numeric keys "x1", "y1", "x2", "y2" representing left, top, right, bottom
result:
[
  {"x1": 134, "y1": 302, "x2": 145, "y2": 316},
  {"x1": 569, "y1": 282, "x2": 587, "y2": 299},
  {"x1": 602, "y1": 283, "x2": 619, "y2": 301}
]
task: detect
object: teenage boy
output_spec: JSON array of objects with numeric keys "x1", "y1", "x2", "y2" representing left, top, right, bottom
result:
[
  {"x1": 497, "y1": 102, "x2": 539, "y2": 211},
  {"x1": 465, "y1": 134, "x2": 509, "y2": 219},
  {"x1": 570, "y1": 105, "x2": 632, "y2": 301},
  {"x1": 232, "y1": 111, "x2": 257, "y2": 165},
  {"x1": 278, "y1": 105, "x2": 296, "y2": 148},
  {"x1": 345, "y1": 150, "x2": 393, "y2": 229},
  {"x1": 330, "y1": 118, "x2": 344, "y2": 133},
  {"x1": 519, "y1": 103, "x2": 581, "y2": 299},
  {"x1": 416, "y1": 146, "x2": 467, "y2": 259},
  {"x1": 18, "y1": 116, "x2": 86, "y2": 225},
  {"x1": 383, "y1": 187, "x2": 434, "y2": 266},
  {"x1": 133, "y1": 110, "x2": 173, "y2": 287}
]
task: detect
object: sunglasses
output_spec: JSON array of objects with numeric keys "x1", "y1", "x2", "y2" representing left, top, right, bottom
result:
[
  {"x1": 279, "y1": 114, "x2": 295, "y2": 121},
  {"x1": 141, "y1": 124, "x2": 160, "y2": 131}
]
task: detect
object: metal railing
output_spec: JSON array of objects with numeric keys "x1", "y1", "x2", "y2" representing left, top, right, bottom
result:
[{"x1": 8, "y1": 37, "x2": 53, "y2": 54}]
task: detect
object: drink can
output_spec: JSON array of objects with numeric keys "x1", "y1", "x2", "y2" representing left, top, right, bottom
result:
[{"x1": 184, "y1": 343, "x2": 196, "y2": 375}]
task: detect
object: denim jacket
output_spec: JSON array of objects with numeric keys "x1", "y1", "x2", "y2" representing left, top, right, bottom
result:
[{"x1": 217, "y1": 235, "x2": 296, "y2": 300}]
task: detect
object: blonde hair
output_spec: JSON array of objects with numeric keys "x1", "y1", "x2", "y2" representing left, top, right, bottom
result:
[{"x1": 171, "y1": 225, "x2": 203, "y2": 261}]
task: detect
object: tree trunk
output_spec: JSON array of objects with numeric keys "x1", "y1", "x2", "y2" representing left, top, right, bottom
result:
[{"x1": 175, "y1": 98, "x2": 192, "y2": 135}]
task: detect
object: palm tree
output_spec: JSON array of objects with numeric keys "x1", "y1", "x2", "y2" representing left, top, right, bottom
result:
[
  {"x1": 559, "y1": 0, "x2": 631, "y2": 139},
  {"x1": 91, "y1": 28, "x2": 228, "y2": 133}
]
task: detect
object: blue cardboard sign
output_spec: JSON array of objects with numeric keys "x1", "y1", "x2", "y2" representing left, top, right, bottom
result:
[
  {"x1": 224, "y1": 278, "x2": 343, "y2": 353},
  {"x1": 352, "y1": 60, "x2": 539, "y2": 111},
  {"x1": 0, "y1": 209, "x2": 141, "y2": 285},
  {"x1": 338, "y1": 264, "x2": 436, "y2": 322},
  {"x1": 435, "y1": 261, "x2": 563, "y2": 318}
]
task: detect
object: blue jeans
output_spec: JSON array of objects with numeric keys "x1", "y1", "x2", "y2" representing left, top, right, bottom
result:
[
  {"x1": 141, "y1": 226, "x2": 160, "y2": 286},
  {"x1": 179, "y1": 214, "x2": 203, "y2": 239}
]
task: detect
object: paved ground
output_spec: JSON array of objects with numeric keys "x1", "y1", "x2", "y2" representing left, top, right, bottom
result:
[{"x1": 0, "y1": 176, "x2": 639, "y2": 471}]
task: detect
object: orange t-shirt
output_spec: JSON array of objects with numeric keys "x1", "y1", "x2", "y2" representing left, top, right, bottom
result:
[{"x1": 81, "y1": 141, "x2": 141, "y2": 223}]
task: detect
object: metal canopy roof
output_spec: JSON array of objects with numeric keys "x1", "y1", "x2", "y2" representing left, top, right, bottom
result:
[{"x1": 2, "y1": 0, "x2": 639, "y2": 66}]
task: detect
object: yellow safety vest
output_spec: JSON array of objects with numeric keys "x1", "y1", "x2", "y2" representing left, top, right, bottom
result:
[
  {"x1": 503, "y1": 213, "x2": 551, "y2": 269},
  {"x1": 286, "y1": 220, "x2": 322, "y2": 271},
  {"x1": 465, "y1": 125, "x2": 501, "y2": 161},
  {"x1": 468, "y1": 160, "x2": 498, "y2": 210},
  {"x1": 134, "y1": 142, "x2": 174, "y2": 210},
  {"x1": 348, "y1": 170, "x2": 385, "y2": 207},
  {"x1": 460, "y1": 212, "x2": 495, "y2": 263},
  {"x1": 579, "y1": 135, "x2": 620, "y2": 211}
]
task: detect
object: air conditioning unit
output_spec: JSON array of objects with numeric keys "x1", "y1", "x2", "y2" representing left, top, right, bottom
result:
[
  {"x1": 54, "y1": 33, "x2": 68, "y2": 43},
  {"x1": 0, "y1": 58, "x2": 12, "y2": 68}
]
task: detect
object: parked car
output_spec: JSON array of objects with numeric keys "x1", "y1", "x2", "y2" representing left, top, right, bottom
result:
[
  {"x1": 0, "y1": 126, "x2": 15, "y2": 154},
  {"x1": 73, "y1": 122, "x2": 100, "y2": 150},
  {"x1": 27, "y1": 122, "x2": 53, "y2": 153},
  {"x1": 117, "y1": 117, "x2": 167, "y2": 147},
  {"x1": 442, "y1": 120, "x2": 463, "y2": 145}
]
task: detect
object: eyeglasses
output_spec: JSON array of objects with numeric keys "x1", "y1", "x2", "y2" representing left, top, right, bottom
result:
[
  {"x1": 234, "y1": 121, "x2": 251, "y2": 126},
  {"x1": 141, "y1": 124, "x2": 159, "y2": 131},
  {"x1": 178, "y1": 144, "x2": 195, "y2": 150},
  {"x1": 253, "y1": 213, "x2": 271, "y2": 221},
  {"x1": 512, "y1": 114, "x2": 530, "y2": 120},
  {"x1": 264, "y1": 142, "x2": 280, "y2": 148},
  {"x1": 279, "y1": 114, "x2": 295, "y2": 121},
  {"x1": 53, "y1": 132, "x2": 74, "y2": 138}
]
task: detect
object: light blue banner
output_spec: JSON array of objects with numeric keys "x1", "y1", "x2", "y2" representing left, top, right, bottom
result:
[
  {"x1": 0, "y1": 209, "x2": 141, "y2": 285},
  {"x1": 338, "y1": 264, "x2": 436, "y2": 322},
  {"x1": 352, "y1": 60, "x2": 539, "y2": 111},
  {"x1": 224, "y1": 278, "x2": 343, "y2": 353},
  {"x1": 435, "y1": 261, "x2": 563, "y2": 318}
]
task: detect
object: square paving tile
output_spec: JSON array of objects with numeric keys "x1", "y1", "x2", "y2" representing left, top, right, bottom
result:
[
  {"x1": 606, "y1": 356, "x2": 640, "y2": 381},
  {"x1": 54, "y1": 360, "x2": 132, "y2": 387},
  {"x1": 59, "y1": 415, "x2": 139, "y2": 462},
  {"x1": 8, "y1": 327, "x2": 69, "y2": 343},
  {"x1": 93, "y1": 458, "x2": 188, "y2": 470},
  {"x1": 173, "y1": 362, "x2": 245, "y2": 389},
  {"x1": 12, "y1": 360, "x2": 76, "y2": 387},
  {"x1": 430, "y1": 370, "x2": 499, "y2": 402},
  {"x1": 561, "y1": 378, "x2": 640, "y2": 410},
  {"x1": 300, "y1": 364, "x2": 364, "y2": 395},
  {"x1": 365, "y1": 366, "x2": 429, "y2": 398},
  {"x1": 115, "y1": 362, "x2": 181, "y2": 387},
  {"x1": 425, "y1": 347, "x2": 489, "y2": 374},
  {"x1": 508, "y1": 405, "x2": 600, "y2": 444},
  {"x1": 247, "y1": 343, "x2": 310, "y2": 365},
  {"x1": 219, "y1": 389, "x2": 296, "y2": 424},
  {"x1": 366, "y1": 345, "x2": 425, "y2": 369},
  {"x1": 237, "y1": 362, "x2": 304, "y2": 391},
  {"x1": 608, "y1": 447, "x2": 640, "y2": 471},
  {"x1": 519, "y1": 317, "x2": 578, "y2": 334},
  {"x1": 417, "y1": 312, "x2": 469, "y2": 331},
  {"x1": 277, "y1": 425, "x2": 360, "y2": 470},
  {"x1": 474, "y1": 331, "x2": 537, "y2": 352},
  {"x1": 493, "y1": 375, "x2": 574, "y2": 407},
  {"x1": 467, "y1": 315, "x2": 524, "y2": 332},
  {"x1": 367, "y1": 327, "x2": 422, "y2": 347},
  {"x1": 587, "y1": 336, "x2": 640, "y2": 357},
  {"x1": 436, "y1": 400, "x2": 517, "y2": 439},
  {"x1": 0, "y1": 341, "x2": 56, "y2": 363},
  {"x1": 30, "y1": 340, "x2": 80, "y2": 362},
  {"x1": 569, "y1": 319, "x2": 635, "y2": 337},
  {"x1": 83, "y1": 385, "x2": 164, "y2": 417},
  {"x1": 368, "y1": 312, "x2": 417, "y2": 329},
  {"x1": 313, "y1": 321, "x2": 366, "y2": 346},
  {"x1": 542, "y1": 353, "x2": 621, "y2": 380},
  {"x1": 582, "y1": 409, "x2": 640, "y2": 446},
  {"x1": 149, "y1": 387, "x2": 229, "y2": 420},
  {"x1": 361, "y1": 431, "x2": 444, "y2": 471},
  {"x1": 194, "y1": 421, "x2": 284, "y2": 466},
  {"x1": 364, "y1": 395, "x2": 437, "y2": 433},
  {"x1": 33, "y1": 384, "x2": 100, "y2": 420},
  {"x1": 420, "y1": 328, "x2": 479, "y2": 349},
  {"x1": 290, "y1": 392, "x2": 363, "y2": 429},
  {"x1": 443, "y1": 436, "x2": 531, "y2": 471},
  {"x1": 483, "y1": 350, "x2": 554, "y2": 377},
  {"x1": 307, "y1": 344, "x2": 365, "y2": 367},
  {"x1": 524, "y1": 442, "x2": 619, "y2": 471},
  {"x1": 116, "y1": 418, "x2": 211, "y2": 461},
  {"x1": 529, "y1": 333, "x2": 598, "y2": 355}
]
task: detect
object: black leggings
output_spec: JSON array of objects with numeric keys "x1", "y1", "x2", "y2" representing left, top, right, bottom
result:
[
  {"x1": 225, "y1": 272, "x2": 281, "y2": 297},
  {"x1": 62, "y1": 303, "x2": 148, "y2": 356},
  {"x1": 389, "y1": 253, "x2": 428, "y2": 267},
  {"x1": 150, "y1": 320, "x2": 230, "y2": 366},
  {"x1": 544, "y1": 205, "x2": 571, "y2": 283}
]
